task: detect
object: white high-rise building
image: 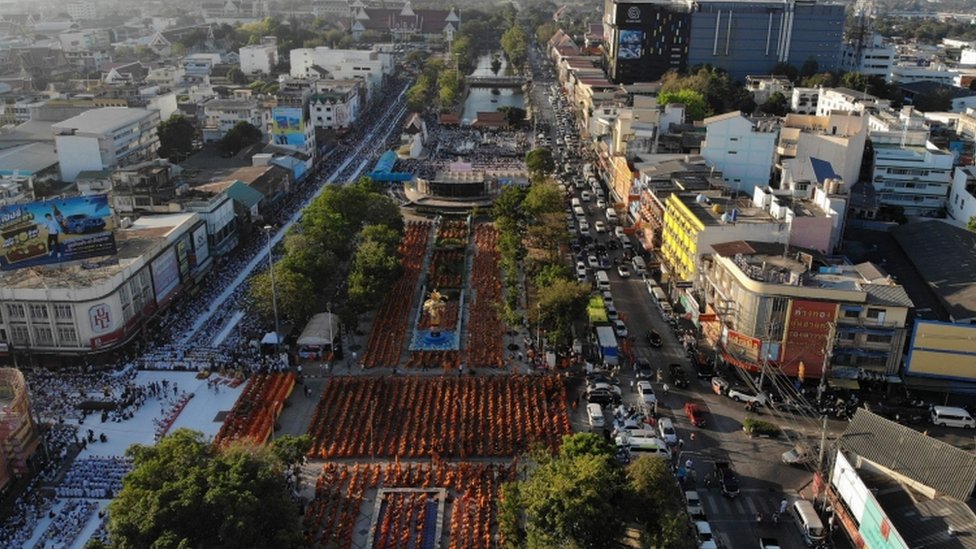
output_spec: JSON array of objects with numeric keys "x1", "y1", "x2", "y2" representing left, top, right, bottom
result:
[
  {"x1": 701, "y1": 111, "x2": 779, "y2": 195},
  {"x1": 240, "y1": 37, "x2": 278, "y2": 75},
  {"x1": 52, "y1": 108, "x2": 161, "y2": 182}
]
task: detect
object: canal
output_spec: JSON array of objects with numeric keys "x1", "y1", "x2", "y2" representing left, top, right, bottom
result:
[{"x1": 461, "y1": 53, "x2": 524, "y2": 125}]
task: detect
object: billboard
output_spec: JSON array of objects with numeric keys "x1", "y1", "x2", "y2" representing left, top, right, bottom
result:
[
  {"x1": 782, "y1": 300, "x2": 838, "y2": 377},
  {"x1": 725, "y1": 330, "x2": 761, "y2": 365},
  {"x1": 271, "y1": 106, "x2": 305, "y2": 147},
  {"x1": 618, "y1": 29, "x2": 644, "y2": 60},
  {"x1": 192, "y1": 225, "x2": 209, "y2": 267},
  {"x1": 0, "y1": 194, "x2": 116, "y2": 271},
  {"x1": 151, "y1": 248, "x2": 180, "y2": 304},
  {"x1": 905, "y1": 321, "x2": 976, "y2": 381}
]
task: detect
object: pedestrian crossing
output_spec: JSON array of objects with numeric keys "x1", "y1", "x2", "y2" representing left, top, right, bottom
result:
[{"x1": 699, "y1": 488, "x2": 793, "y2": 520}]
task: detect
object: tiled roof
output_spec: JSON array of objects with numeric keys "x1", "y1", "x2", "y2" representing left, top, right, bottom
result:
[
  {"x1": 862, "y1": 283, "x2": 914, "y2": 308},
  {"x1": 841, "y1": 408, "x2": 976, "y2": 501}
]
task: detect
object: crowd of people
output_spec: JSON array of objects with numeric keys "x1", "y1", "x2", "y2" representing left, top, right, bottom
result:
[
  {"x1": 1, "y1": 76, "x2": 418, "y2": 547},
  {"x1": 55, "y1": 457, "x2": 132, "y2": 499}
]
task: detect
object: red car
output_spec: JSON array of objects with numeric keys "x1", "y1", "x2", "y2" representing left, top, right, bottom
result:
[{"x1": 684, "y1": 401, "x2": 707, "y2": 427}]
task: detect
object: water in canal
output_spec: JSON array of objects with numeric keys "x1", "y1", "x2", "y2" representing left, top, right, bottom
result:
[{"x1": 461, "y1": 53, "x2": 524, "y2": 125}]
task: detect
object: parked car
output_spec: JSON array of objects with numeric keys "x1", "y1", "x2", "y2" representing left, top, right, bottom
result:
[
  {"x1": 594, "y1": 221, "x2": 607, "y2": 233},
  {"x1": 587, "y1": 255, "x2": 600, "y2": 269},
  {"x1": 616, "y1": 265, "x2": 631, "y2": 278},
  {"x1": 684, "y1": 401, "x2": 707, "y2": 427},
  {"x1": 646, "y1": 330, "x2": 663, "y2": 347},
  {"x1": 64, "y1": 214, "x2": 106, "y2": 234},
  {"x1": 685, "y1": 490, "x2": 705, "y2": 518},
  {"x1": 586, "y1": 389, "x2": 622, "y2": 406},
  {"x1": 728, "y1": 386, "x2": 768, "y2": 406},
  {"x1": 637, "y1": 380, "x2": 656, "y2": 405},
  {"x1": 782, "y1": 444, "x2": 816, "y2": 466},
  {"x1": 612, "y1": 319, "x2": 628, "y2": 338}
]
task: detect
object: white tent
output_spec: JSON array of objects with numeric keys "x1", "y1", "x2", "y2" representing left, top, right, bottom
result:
[
  {"x1": 297, "y1": 313, "x2": 339, "y2": 348},
  {"x1": 261, "y1": 331, "x2": 285, "y2": 345}
]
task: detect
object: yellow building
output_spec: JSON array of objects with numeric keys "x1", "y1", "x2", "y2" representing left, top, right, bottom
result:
[{"x1": 660, "y1": 190, "x2": 787, "y2": 282}]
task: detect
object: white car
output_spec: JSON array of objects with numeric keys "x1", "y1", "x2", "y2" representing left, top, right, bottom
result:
[
  {"x1": 613, "y1": 319, "x2": 628, "y2": 338},
  {"x1": 658, "y1": 417, "x2": 678, "y2": 445},
  {"x1": 596, "y1": 198, "x2": 607, "y2": 209},
  {"x1": 605, "y1": 304, "x2": 619, "y2": 321},
  {"x1": 637, "y1": 381, "x2": 656, "y2": 405},
  {"x1": 601, "y1": 290, "x2": 614, "y2": 306},
  {"x1": 578, "y1": 223, "x2": 590, "y2": 236},
  {"x1": 695, "y1": 521, "x2": 717, "y2": 549},
  {"x1": 594, "y1": 221, "x2": 607, "y2": 233},
  {"x1": 685, "y1": 491, "x2": 705, "y2": 518},
  {"x1": 580, "y1": 190, "x2": 592, "y2": 202},
  {"x1": 587, "y1": 254, "x2": 600, "y2": 269},
  {"x1": 728, "y1": 387, "x2": 768, "y2": 406},
  {"x1": 617, "y1": 265, "x2": 631, "y2": 278},
  {"x1": 576, "y1": 262, "x2": 587, "y2": 278}
]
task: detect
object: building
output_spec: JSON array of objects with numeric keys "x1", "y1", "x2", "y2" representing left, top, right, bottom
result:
[
  {"x1": 701, "y1": 241, "x2": 912, "y2": 377},
  {"x1": 58, "y1": 29, "x2": 112, "y2": 70},
  {"x1": 817, "y1": 87, "x2": 891, "y2": 116},
  {"x1": 893, "y1": 221, "x2": 976, "y2": 323},
  {"x1": 888, "y1": 63, "x2": 958, "y2": 86},
  {"x1": 201, "y1": 98, "x2": 267, "y2": 143},
  {"x1": 904, "y1": 321, "x2": 976, "y2": 394},
  {"x1": 790, "y1": 87, "x2": 819, "y2": 115},
  {"x1": 0, "y1": 142, "x2": 59, "y2": 193},
  {"x1": 239, "y1": 37, "x2": 278, "y2": 75},
  {"x1": 827, "y1": 411, "x2": 976, "y2": 549},
  {"x1": 870, "y1": 133, "x2": 952, "y2": 217},
  {"x1": 744, "y1": 75, "x2": 792, "y2": 104},
  {"x1": 686, "y1": 0, "x2": 844, "y2": 81},
  {"x1": 271, "y1": 81, "x2": 317, "y2": 159},
  {"x1": 660, "y1": 190, "x2": 788, "y2": 282},
  {"x1": 776, "y1": 112, "x2": 868, "y2": 194},
  {"x1": 52, "y1": 108, "x2": 161, "y2": 182},
  {"x1": 346, "y1": 2, "x2": 460, "y2": 42},
  {"x1": 946, "y1": 165, "x2": 976, "y2": 227},
  {"x1": 65, "y1": 1, "x2": 96, "y2": 20},
  {"x1": 308, "y1": 79, "x2": 363, "y2": 130},
  {"x1": 0, "y1": 368, "x2": 41, "y2": 483},
  {"x1": 840, "y1": 33, "x2": 895, "y2": 79},
  {"x1": 700, "y1": 111, "x2": 778, "y2": 195},
  {"x1": 0, "y1": 213, "x2": 211, "y2": 359},
  {"x1": 289, "y1": 46, "x2": 393, "y2": 98},
  {"x1": 602, "y1": 0, "x2": 690, "y2": 84}
]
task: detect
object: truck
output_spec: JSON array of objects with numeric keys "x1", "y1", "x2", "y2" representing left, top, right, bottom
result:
[
  {"x1": 759, "y1": 537, "x2": 782, "y2": 549},
  {"x1": 714, "y1": 461, "x2": 740, "y2": 498},
  {"x1": 595, "y1": 325, "x2": 619, "y2": 366}
]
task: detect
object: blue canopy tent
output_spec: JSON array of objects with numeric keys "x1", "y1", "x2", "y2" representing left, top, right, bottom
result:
[{"x1": 369, "y1": 150, "x2": 413, "y2": 182}]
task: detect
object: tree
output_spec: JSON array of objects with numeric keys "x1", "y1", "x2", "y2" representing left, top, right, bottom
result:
[
  {"x1": 760, "y1": 91, "x2": 789, "y2": 116},
  {"x1": 498, "y1": 106, "x2": 527, "y2": 128},
  {"x1": 536, "y1": 279, "x2": 590, "y2": 349},
  {"x1": 523, "y1": 180, "x2": 563, "y2": 216},
  {"x1": 535, "y1": 21, "x2": 559, "y2": 45},
  {"x1": 770, "y1": 62, "x2": 799, "y2": 82},
  {"x1": 217, "y1": 121, "x2": 263, "y2": 156},
  {"x1": 912, "y1": 88, "x2": 953, "y2": 112},
  {"x1": 801, "y1": 72, "x2": 838, "y2": 88},
  {"x1": 968, "y1": 216, "x2": 976, "y2": 233},
  {"x1": 502, "y1": 433, "x2": 623, "y2": 549},
  {"x1": 437, "y1": 69, "x2": 462, "y2": 107},
  {"x1": 625, "y1": 456, "x2": 696, "y2": 549},
  {"x1": 248, "y1": 263, "x2": 317, "y2": 324},
  {"x1": 525, "y1": 148, "x2": 556, "y2": 179},
  {"x1": 269, "y1": 434, "x2": 312, "y2": 465},
  {"x1": 107, "y1": 429, "x2": 303, "y2": 549},
  {"x1": 227, "y1": 67, "x2": 249, "y2": 85},
  {"x1": 501, "y1": 25, "x2": 529, "y2": 71},
  {"x1": 346, "y1": 224, "x2": 403, "y2": 315},
  {"x1": 658, "y1": 89, "x2": 709, "y2": 121},
  {"x1": 157, "y1": 115, "x2": 196, "y2": 160}
]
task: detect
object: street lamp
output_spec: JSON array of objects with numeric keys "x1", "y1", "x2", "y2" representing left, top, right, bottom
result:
[{"x1": 263, "y1": 225, "x2": 280, "y2": 358}]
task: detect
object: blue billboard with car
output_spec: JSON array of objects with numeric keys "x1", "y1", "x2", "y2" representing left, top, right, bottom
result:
[{"x1": 0, "y1": 194, "x2": 117, "y2": 270}]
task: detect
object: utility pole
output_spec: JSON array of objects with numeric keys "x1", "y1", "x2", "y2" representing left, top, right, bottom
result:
[{"x1": 816, "y1": 321, "x2": 837, "y2": 479}]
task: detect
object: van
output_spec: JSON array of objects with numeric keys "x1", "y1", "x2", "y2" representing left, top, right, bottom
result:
[
  {"x1": 621, "y1": 436, "x2": 670, "y2": 459},
  {"x1": 791, "y1": 500, "x2": 826, "y2": 546},
  {"x1": 573, "y1": 206, "x2": 586, "y2": 221},
  {"x1": 632, "y1": 256, "x2": 647, "y2": 275},
  {"x1": 930, "y1": 405, "x2": 975, "y2": 428},
  {"x1": 571, "y1": 197, "x2": 581, "y2": 208},
  {"x1": 595, "y1": 270, "x2": 610, "y2": 290},
  {"x1": 586, "y1": 403, "x2": 605, "y2": 429},
  {"x1": 606, "y1": 208, "x2": 618, "y2": 223}
]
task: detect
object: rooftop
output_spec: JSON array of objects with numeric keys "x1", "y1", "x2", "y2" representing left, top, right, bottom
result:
[
  {"x1": 51, "y1": 107, "x2": 154, "y2": 135},
  {"x1": 677, "y1": 190, "x2": 776, "y2": 226},
  {"x1": 892, "y1": 221, "x2": 976, "y2": 321},
  {"x1": 0, "y1": 142, "x2": 57, "y2": 174}
]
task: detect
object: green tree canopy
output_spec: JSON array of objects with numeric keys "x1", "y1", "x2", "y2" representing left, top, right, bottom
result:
[
  {"x1": 658, "y1": 89, "x2": 709, "y2": 121},
  {"x1": 248, "y1": 263, "x2": 317, "y2": 324},
  {"x1": 502, "y1": 433, "x2": 623, "y2": 549},
  {"x1": 346, "y1": 224, "x2": 403, "y2": 316},
  {"x1": 525, "y1": 147, "x2": 556, "y2": 180},
  {"x1": 536, "y1": 279, "x2": 591, "y2": 349},
  {"x1": 501, "y1": 24, "x2": 529, "y2": 71},
  {"x1": 157, "y1": 115, "x2": 196, "y2": 160},
  {"x1": 217, "y1": 121, "x2": 263, "y2": 156},
  {"x1": 759, "y1": 91, "x2": 789, "y2": 116},
  {"x1": 624, "y1": 456, "x2": 696, "y2": 549},
  {"x1": 107, "y1": 429, "x2": 303, "y2": 549}
]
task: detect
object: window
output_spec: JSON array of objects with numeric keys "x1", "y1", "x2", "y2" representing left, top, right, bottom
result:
[
  {"x1": 866, "y1": 308, "x2": 884, "y2": 319},
  {"x1": 57, "y1": 326, "x2": 78, "y2": 345},
  {"x1": 6, "y1": 304, "x2": 25, "y2": 319},
  {"x1": 866, "y1": 334, "x2": 892, "y2": 344},
  {"x1": 30, "y1": 304, "x2": 49, "y2": 320},
  {"x1": 839, "y1": 331, "x2": 855, "y2": 341},
  {"x1": 33, "y1": 326, "x2": 54, "y2": 345},
  {"x1": 843, "y1": 309, "x2": 860, "y2": 318},
  {"x1": 10, "y1": 325, "x2": 29, "y2": 344},
  {"x1": 54, "y1": 304, "x2": 73, "y2": 322}
]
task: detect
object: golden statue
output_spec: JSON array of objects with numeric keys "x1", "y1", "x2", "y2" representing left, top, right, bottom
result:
[{"x1": 423, "y1": 289, "x2": 448, "y2": 333}]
